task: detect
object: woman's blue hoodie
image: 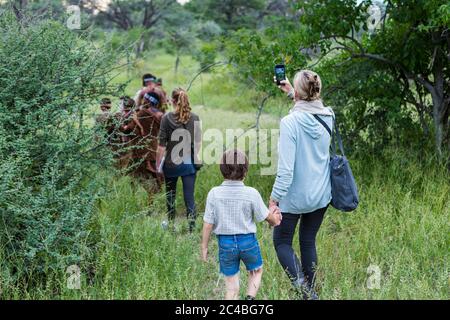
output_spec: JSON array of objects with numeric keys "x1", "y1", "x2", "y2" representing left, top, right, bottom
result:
[{"x1": 271, "y1": 108, "x2": 333, "y2": 214}]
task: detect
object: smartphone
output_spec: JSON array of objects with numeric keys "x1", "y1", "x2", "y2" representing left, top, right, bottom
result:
[{"x1": 275, "y1": 64, "x2": 286, "y2": 85}]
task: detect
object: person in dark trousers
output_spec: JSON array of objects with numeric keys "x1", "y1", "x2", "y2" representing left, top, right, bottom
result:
[
  {"x1": 156, "y1": 88, "x2": 202, "y2": 232},
  {"x1": 270, "y1": 70, "x2": 334, "y2": 300}
]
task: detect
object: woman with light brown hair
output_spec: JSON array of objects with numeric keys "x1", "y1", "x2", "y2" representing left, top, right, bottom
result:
[
  {"x1": 157, "y1": 88, "x2": 202, "y2": 232},
  {"x1": 270, "y1": 70, "x2": 334, "y2": 299}
]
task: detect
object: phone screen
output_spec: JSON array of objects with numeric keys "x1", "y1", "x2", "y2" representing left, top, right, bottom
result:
[{"x1": 275, "y1": 65, "x2": 286, "y2": 84}]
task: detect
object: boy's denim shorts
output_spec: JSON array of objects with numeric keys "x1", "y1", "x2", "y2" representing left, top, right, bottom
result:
[{"x1": 217, "y1": 233, "x2": 263, "y2": 277}]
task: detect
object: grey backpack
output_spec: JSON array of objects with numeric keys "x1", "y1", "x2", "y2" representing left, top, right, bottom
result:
[{"x1": 313, "y1": 114, "x2": 359, "y2": 212}]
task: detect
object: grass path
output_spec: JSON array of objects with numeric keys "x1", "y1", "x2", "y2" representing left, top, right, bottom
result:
[
  {"x1": 58, "y1": 53, "x2": 448, "y2": 300},
  {"x1": 69, "y1": 103, "x2": 450, "y2": 300}
]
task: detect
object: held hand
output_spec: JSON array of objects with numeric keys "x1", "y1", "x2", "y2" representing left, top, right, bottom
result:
[
  {"x1": 268, "y1": 206, "x2": 282, "y2": 227},
  {"x1": 269, "y1": 198, "x2": 278, "y2": 209},
  {"x1": 269, "y1": 204, "x2": 280, "y2": 215},
  {"x1": 274, "y1": 211, "x2": 282, "y2": 226}
]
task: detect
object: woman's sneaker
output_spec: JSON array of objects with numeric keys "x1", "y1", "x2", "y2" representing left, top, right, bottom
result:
[
  {"x1": 292, "y1": 278, "x2": 319, "y2": 300},
  {"x1": 189, "y1": 220, "x2": 196, "y2": 233}
]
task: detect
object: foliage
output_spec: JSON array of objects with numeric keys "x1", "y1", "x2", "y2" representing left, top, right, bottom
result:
[
  {"x1": 86, "y1": 0, "x2": 177, "y2": 31},
  {"x1": 224, "y1": 0, "x2": 450, "y2": 158},
  {"x1": 186, "y1": 0, "x2": 266, "y2": 31},
  {"x1": 158, "y1": 4, "x2": 198, "y2": 73},
  {"x1": 1, "y1": 1, "x2": 448, "y2": 301},
  {"x1": 2, "y1": 106, "x2": 448, "y2": 299},
  {"x1": 3, "y1": 0, "x2": 95, "y2": 23},
  {"x1": 224, "y1": 28, "x2": 307, "y2": 92},
  {"x1": 195, "y1": 20, "x2": 223, "y2": 42},
  {"x1": 194, "y1": 42, "x2": 220, "y2": 72},
  {"x1": 0, "y1": 13, "x2": 120, "y2": 288}
]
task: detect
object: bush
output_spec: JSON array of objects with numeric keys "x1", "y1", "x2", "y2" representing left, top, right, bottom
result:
[
  {"x1": 0, "y1": 13, "x2": 120, "y2": 292},
  {"x1": 195, "y1": 42, "x2": 219, "y2": 72}
]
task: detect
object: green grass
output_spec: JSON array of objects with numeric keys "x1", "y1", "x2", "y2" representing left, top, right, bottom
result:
[
  {"x1": 18, "y1": 106, "x2": 448, "y2": 300},
  {"x1": 60, "y1": 114, "x2": 448, "y2": 300},
  {"x1": 1, "y1": 52, "x2": 448, "y2": 300}
]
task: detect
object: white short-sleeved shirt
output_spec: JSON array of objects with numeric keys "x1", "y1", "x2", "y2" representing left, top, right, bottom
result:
[{"x1": 203, "y1": 180, "x2": 269, "y2": 235}]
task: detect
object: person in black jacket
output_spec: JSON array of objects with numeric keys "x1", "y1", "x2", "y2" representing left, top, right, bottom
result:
[{"x1": 156, "y1": 88, "x2": 202, "y2": 232}]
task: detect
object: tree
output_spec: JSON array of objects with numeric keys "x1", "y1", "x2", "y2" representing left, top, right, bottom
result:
[
  {"x1": 87, "y1": 0, "x2": 177, "y2": 30},
  {"x1": 0, "y1": 12, "x2": 121, "y2": 283},
  {"x1": 298, "y1": 0, "x2": 450, "y2": 157},
  {"x1": 3, "y1": 0, "x2": 96, "y2": 28},
  {"x1": 186, "y1": 0, "x2": 265, "y2": 31},
  {"x1": 226, "y1": 0, "x2": 450, "y2": 159},
  {"x1": 160, "y1": 4, "x2": 197, "y2": 75},
  {"x1": 86, "y1": 0, "x2": 178, "y2": 54}
]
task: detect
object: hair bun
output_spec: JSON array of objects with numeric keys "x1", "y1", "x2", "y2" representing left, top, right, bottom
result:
[{"x1": 295, "y1": 70, "x2": 322, "y2": 101}]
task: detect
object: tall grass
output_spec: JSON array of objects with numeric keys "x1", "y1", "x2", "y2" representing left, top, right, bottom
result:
[
  {"x1": 4, "y1": 106, "x2": 447, "y2": 300},
  {"x1": 1, "y1": 52, "x2": 448, "y2": 300}
]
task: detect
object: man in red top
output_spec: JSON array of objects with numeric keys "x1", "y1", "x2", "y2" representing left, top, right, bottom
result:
[
  {"x1": 123, "y1": 91, "x2": 165, "y2": 200},
  {"x1": 134, "y1": 73, "x2": 158, "y2": 108}
]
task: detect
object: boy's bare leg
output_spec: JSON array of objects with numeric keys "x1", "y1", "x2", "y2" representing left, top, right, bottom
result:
[
  {"x1": 247, "y1": 268, "x2": 263, "y2": 298},
  {"x1": 224, "y1": 274, "x2": 240, "y2": 300}
]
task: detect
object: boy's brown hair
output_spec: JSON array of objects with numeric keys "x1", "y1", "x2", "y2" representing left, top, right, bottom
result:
[{"x1": 220, "y1": 149, "x2": 249, "y2": 181}]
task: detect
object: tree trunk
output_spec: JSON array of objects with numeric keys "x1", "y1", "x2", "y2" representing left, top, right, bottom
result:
[
  {"x1": 429, "y1": 45, "x2": 449, "y2": 158},
  {"x1": 432, "y1": 94, "x2": 445, "y2": 156},
  {"x1": 174, "y1": 55, "x2": 180, "y2": 76},
  {"x1": 430, "y1": 89, "x2": 450, "y2": 158},
  {"x1": 135, "y1": 38, "x2": 145, "y2": 57}
]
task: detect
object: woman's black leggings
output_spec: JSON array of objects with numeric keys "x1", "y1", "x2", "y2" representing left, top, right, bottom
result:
[
  {"x1": 165, "y1": 174, "x2": 196, "y2": 221},
  {"x1": 273, "y1": 206, "x2": 327, "y2": 286}
]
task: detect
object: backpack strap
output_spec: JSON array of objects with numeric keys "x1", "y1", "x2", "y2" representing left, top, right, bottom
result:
[
  {"x1": 313, "y1": 114, "x2": 345, "y2": 157},
  {"x1": 313, "y1": 114, "x2": 331, "y2": 136},
  {"x1": 333, "y1": 117, "x2": 345, "y2": 157}
]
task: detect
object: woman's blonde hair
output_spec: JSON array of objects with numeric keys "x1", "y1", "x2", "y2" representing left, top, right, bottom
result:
[
  {"x1": 293, "y1": 70, "x2": 322, "y2": 101},
  {"x1": 172, "y1": 88, "x2": 191, "y2": 124}
]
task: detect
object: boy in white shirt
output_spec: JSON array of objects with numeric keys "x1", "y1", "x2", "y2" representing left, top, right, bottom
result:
[{"x1": 201, "y1": 149, "x2": 282, "y2": 300}]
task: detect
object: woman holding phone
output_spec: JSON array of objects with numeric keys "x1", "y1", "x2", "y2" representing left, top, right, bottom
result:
[
  {"x1": 157, "y1": 88, "x2": 202, "y2": 232},
  {"x1": 270, "y1": 69, "x2": 334, "y2": 300}
]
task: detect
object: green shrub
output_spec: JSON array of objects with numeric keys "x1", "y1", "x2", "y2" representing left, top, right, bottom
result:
[
  {"x1": 195, "y1": 42, "x2": 219, "y2": 71},
  {"x1": 0, "y1": 13, "x2": 120, "y2": 292}
]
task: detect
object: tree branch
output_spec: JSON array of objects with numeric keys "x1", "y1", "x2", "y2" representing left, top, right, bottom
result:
[
  {"x1": 320, "y1": 32, "x2": 437, "y2": 96},
  {"x1": 186, "y1": 61, "x2": 230, "y2": 91}
]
